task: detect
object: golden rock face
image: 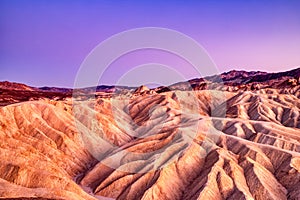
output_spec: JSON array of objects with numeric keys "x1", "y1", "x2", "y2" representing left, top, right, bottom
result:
[{"x1": 0, "y1": 69, "x2": 299, "y2": 200}]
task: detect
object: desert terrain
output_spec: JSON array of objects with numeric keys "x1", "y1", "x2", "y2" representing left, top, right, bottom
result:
[{"x1": 0, "y1": 68, "x2": 299, "y2": 200}]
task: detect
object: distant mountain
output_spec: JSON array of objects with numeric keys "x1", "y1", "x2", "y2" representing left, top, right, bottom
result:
[
  {"x1": 0, "y1": 81, "x2": 37, "y2": 91},
  {"x1": 167, "y1": 67, "x2": 300, "y2": 91},
  {"x1": 39, "y1": 86, "x2": 73, "y2": 93},
  {"x1": 1, "y1": 67, "x2": 299, "y2": 106},
  {"x1": 2, "y1": 67, "x2": 299, "y2": 94},
  {"x1": 206, "y1": 67, "x2": 300, "y2": 84}
]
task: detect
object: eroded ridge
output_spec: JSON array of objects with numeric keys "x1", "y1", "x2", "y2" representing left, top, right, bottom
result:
[{"x1": 0, "y1": 68, "x2": 299, "y2": 200}]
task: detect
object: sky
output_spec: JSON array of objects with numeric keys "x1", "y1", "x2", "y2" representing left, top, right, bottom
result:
[{"x1": 1, "y1": 0, "x2": 300, "y2": 87}]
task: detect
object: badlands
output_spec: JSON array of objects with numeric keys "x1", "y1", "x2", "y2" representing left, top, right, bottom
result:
[{"x1": 0, "y1": 68, "x2": 299, "y2": 200}]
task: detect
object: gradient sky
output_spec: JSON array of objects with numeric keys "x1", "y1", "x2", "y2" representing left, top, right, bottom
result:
[{"x1": 1, "y1": 0, "x2": 300, "y2": 87}]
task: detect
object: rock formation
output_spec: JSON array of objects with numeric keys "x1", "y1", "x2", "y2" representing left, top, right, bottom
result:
[{"x1": 0, "y1": 68, "x2": 299, "y2": 200}]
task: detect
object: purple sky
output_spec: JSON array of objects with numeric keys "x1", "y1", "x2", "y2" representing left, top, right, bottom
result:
[{"x1": 1, "y1": 0, "x2": 300, "y2": 87}]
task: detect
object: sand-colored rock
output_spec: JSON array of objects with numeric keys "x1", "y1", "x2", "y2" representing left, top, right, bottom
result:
[{"x1": 0, "y1": 68, "x2": 299, "y2": 199}]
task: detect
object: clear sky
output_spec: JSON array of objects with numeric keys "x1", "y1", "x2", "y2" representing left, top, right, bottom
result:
[{"x1": 1, "y1": 0, "x2": 300, "y2": 87}]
